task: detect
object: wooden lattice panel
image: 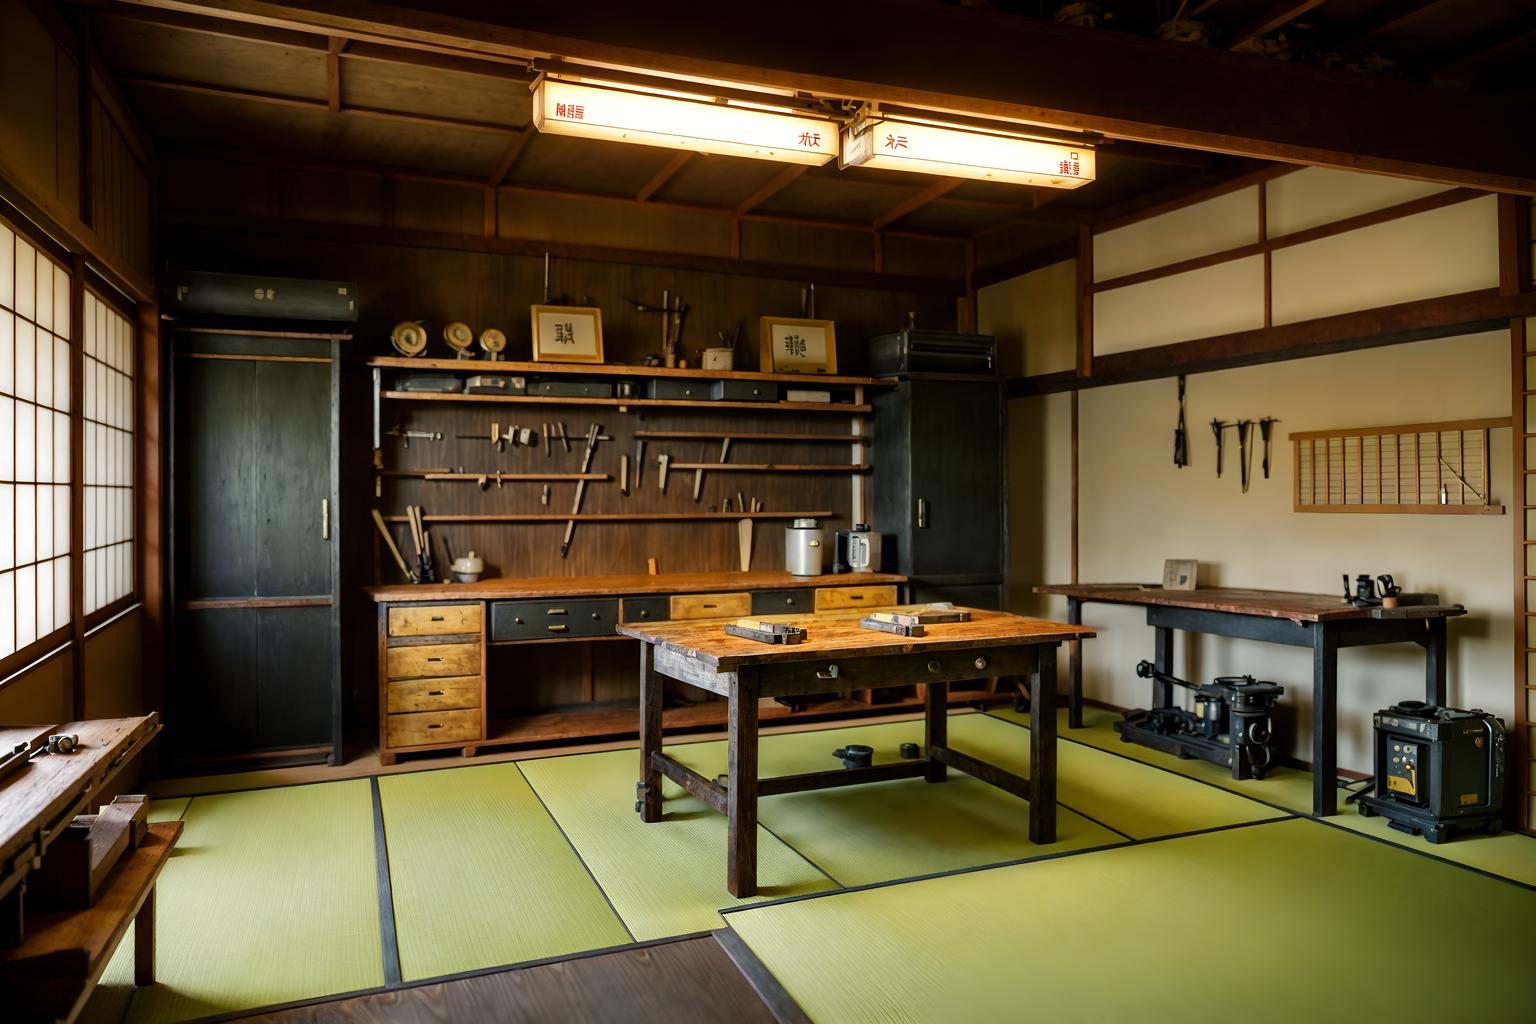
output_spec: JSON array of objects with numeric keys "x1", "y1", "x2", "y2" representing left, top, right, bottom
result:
[{"x1": 1290, "y1": 418, "x2": 1506, "y2": 515}]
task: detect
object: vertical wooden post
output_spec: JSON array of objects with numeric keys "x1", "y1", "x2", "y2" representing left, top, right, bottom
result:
[
  {"x1": 637, "y1": 642, "x2": 662, "y2": 822},
  {"x1": 69, "y1": 256, "x2": 86, "y2": 719},
  {"x1": 134, "y1": 888, "x2": 156, "y2": 985},
  {"x1": 726, "y1": 667, "x2": 759, "y2": 898},
  {"x1": 1076, "y1": 225, "x2": 1093, "y2": 378},
  {"x1": 1029, "y1": 644, "x2": 1057, "y2": 844},
  {"x1": 924, "y1": 679, "x2": 947, "y2": 783},
  {"x1": 138, "y1": 303, "x2": 165, "y2": 740},
  {"x1": 1312, "y1": 626, "x2": 1339, "y2": 817}
]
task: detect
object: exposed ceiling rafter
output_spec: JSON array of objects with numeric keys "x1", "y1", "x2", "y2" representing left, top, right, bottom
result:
[{"x1": 1228, "y1": 0, "x2": 1330, "y2": 49}]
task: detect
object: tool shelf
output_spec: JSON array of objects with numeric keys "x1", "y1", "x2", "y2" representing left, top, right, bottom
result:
[
  {"x1": 379, "y1": 511, "x2": 834, "y2": 523},
  {"x1": 379, "y1": 391, "x2": 871, "y2": 414},
  {"x1": 365, "y1": 355, "x2": 896, "y2": 388}
]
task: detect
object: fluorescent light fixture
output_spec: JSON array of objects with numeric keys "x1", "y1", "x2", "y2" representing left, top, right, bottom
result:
[
  {"x1": 841, "y1": 114, "x2": 1094, "y2": 188},
  {"x1": 532, "y1": 78, "x2": 838, "y2": 165}
]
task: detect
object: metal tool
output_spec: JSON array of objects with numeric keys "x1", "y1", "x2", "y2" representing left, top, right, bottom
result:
[
  {"x1": 1173, "y1": 375, "x2": 1188, "y2": 468},
  {"x1": 561, "y1": 424, "x2": 602, "y2": 558},
  {"x1": 658, "y1": 453, "x2": 671, "y2": 492},
  {"x1": 725, "y1": 619, "x2": 807, "y2": 645},
  {"x1": 1436, "y1": 455, "x2": 1487, "y2": 503},
  {"x1": 1211, "y1": 419, "x2": 1229, "y2": 477},
  {"x1": 1237, "y1": 419, "x2": 1254, "y2": 493},
  {"x1": 621, "y1": 454, "x2": 630, "y2": 495},
  {"x1": 1121, "y1": 661, "x2": 1284, "y2": 781},
  {"x1": 405, "y1": 505, "x2": 435, "y2": 582},
  {"x1": 386, "y1": 424, "x2": 442, "y2": 448},
  {"x1": 1258, "y1": 417, "x2": 1277, "y2": 478},
  {"x1": 861, "y1": 612, "x2": 925, "y2": 637},
  {"x1": 634, "y1": 439, "x2": 646, "y2": 487},
  {"x1": 371, "y1": 509, "x2": 417, "y2": 583},
  {"x1": 1377, "y1": 574, "x2": 1402, "y2": 600},
  {"x1": 544, "y1": 423, "x2": 551, "y2": 457},
  {"x1": 556, "y1": 421, "x2": 570, "y2": 453}
]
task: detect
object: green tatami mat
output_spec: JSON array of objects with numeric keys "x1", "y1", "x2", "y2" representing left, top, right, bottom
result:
[
  {"x1": 379, "y1": 762, "x2": 631, "y2": 980},
  {"x1": 100, "y1": 782, "x2": 382, "y2": 1024},
  {"x1": 519, "y1": 749, "x2": 838, "y2": 940},
  {"x1": 1010, "y1": 705, "x2": 1536, "y2": 887},
  {"x1": 728, "y1": 817, "x2": 1536, "y2": 1024},
  {"x1": 667, "y1": 719, "x2": 1126, "y2": 886},
  {"x1": 994, "y1": 704, "x2": 1327, "y2": 813}
]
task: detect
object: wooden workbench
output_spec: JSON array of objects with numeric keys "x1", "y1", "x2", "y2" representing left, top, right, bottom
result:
[
  {"x1": 1035, "y1": 584, "x2": 1467, "y2": 816},
  {"x1": 0, "y1": 714, "x2": 170, "y2": 1022},
  {"x1": 620, "y1": 608, "x2": 1094, "y2": 897}
]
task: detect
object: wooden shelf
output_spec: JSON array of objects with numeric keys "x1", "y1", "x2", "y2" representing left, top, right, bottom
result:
[
  {"x1": 666, "y1": 463, "x2": 870, "y2": 473},
  {"x1": 634, "y1": 431, "x2": 868, "y2": 444},
  {"x1": 368, "y1": 355, "x2": 894, "y2": 388},
  {"x1": 381, "y1": 510, "x2": 834, "y2": 523},
  {"x1": 381, "y1": 391, "x2": 870, "y2": 414},
  {"x1": 476, "y1": 687, "x2": 1009, "y2": 748},
  {"x1": 0, "y1": 822, "x2": 182, "y2": 1022}
]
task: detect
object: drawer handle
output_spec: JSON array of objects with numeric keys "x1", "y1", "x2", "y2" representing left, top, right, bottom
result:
[
  {"x1": 514, "y1": 617, "x2": 525, "y2": 625},
  {"x1": 639, "y1": 610, "x2": 649, "y2": 618},
  {"x1": 547, "y1": 624, "x2": 568, "y2": 633},
  {"x1": 428, "y1": 690, "x2": 444, "y2": 696},
  {"x1": 849, "y1": 594, "x2": 865, "y2": 601},
  {"x1": 785, "y1": 598, "x2": 795, "y2": 605},
  {"x1": 430, "y1": 615, "x2": 445, "y2": 622},
  {"x1": 547, "y1": 608, "x2": 568, "y2": 616},
  {"x1": 702, "y1": 603, "x2": 718, "y2": 609},
  {"x1": 427, "y1": 657, "x2": 442, "y2": 663},
  {"x1": 428, "y1": 723, "x2": 442, "y2": 730}
]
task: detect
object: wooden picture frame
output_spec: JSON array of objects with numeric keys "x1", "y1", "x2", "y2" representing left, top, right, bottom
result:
[
  {"x1": 1162, "y1": 559, "x2": 1198, "y2": 591},
  {"x1": 530, "y1": 305, "x2": 604, "y2": 363},
  {"x1": 759, "y1": 317, "x2": 837, "y2": 375}
]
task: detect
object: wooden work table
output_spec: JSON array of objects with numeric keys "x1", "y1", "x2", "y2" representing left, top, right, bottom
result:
[
  {"x1": 1035, "y1": 583, "x2": 1467, "y2": 816},
  {"x1": 0, "y1": 714, "x2": 170, "y2": 1023},
  {"x1": 622, "y1": 608, "x2": 1094, "y2": 897},
  {"x1": 365, "y1": 570, "x2": 906, "y2": 603}
]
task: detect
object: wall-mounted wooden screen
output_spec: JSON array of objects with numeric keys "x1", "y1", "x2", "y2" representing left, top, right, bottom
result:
[{"x1": 1290, "y1": 418, "x2": 1506, "y2": 515}]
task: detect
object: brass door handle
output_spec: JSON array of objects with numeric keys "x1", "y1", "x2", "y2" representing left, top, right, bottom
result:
[
  {"x1": 322, "y1": 498, "x2": 330, "y2": 539},
  {"x1": 547, "y1": 624, "x2": 569, "y2": 633},
  {"x1": 917, "y1": 498, "x2": 928, "y2": 529},
  {"x1": 546, "y1": 608, "x2": 568, "y2": 616}
]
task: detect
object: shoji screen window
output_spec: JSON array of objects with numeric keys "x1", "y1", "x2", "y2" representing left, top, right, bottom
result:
[
  {"x1": 83, "y1": 290, "x2": 134, "y2": 616},
  {"x1": 0, "y1": 218, "x2": 72, "y2": 666}
]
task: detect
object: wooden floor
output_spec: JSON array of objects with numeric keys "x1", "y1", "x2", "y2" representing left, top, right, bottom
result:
[{"x1": 221, "y1": 934, "x2": 798, "y2": 1024}]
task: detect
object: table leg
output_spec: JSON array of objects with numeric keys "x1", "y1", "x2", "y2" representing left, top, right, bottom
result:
[
  {"x1": 1153, "y1": 625, "x2": 1175, "y2": 709},
  {"x1": 1424, "y1": 617, "x2": 1448, "y2": 705},
  {"x1": 1067, "y1": 598, "x2": 1083, "y2": 729},
  {"x1": 1029, "y1": 644, "x2": 1058, "y2": 844},
  {"x1": 924, "y1": 680, "x2": 948, "y2": 783},
  {"x1": 727, "y1": 668, "x2": 760, "y2": 898},
  {"x1": 637, "y1": 643, "x2": 663, "y2": 823},
  {"x1": 1312, "y1": 626, "x2": 1339, "y2": 817},
  {"x1": 134, "y1": 887, "x2": 155, "y2": 985}
]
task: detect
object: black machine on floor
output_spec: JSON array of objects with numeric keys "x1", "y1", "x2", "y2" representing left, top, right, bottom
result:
[
  {"x1": 1117, "y1": 661, "x2": 1284, "y2": 780},
  {"x1": 1356, "y1": 701, "x2": 1505, "y2": 843}
]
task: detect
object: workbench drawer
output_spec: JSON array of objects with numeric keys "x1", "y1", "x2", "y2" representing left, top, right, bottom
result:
[
  {"x1": 711, "y1": 380, "x2": 778, "y2": 402},
  {"x1": 386, "y1": 676, "x2": 481, "y2": 713},
  {"x1": 815, "y1": 585, "x2": 899, "y2": 611},
  {"x1": 388, "y1": 603, "x2": 483, "y2": 637},
  {"x1": 669, "y1": 592, "x2": 751, "y2": 620},
  {"x1": 386, "y1": 708, "x2": 482, "y2": 747},
  {"x1": 646, "y1": 379, "x2": 709, "y2": 400},
  {"x1": 490, "y1": 598, "x2": 618, "y2": 641},
  {"x1": 620, "y1": 597, "x2": 670, "y2": 623},
  {"x1": 751, "y1": 589, "x2": 814, "y2": 614},
  {"x1": 386, "y1": 642, "x2": 481, "y2": 680}
]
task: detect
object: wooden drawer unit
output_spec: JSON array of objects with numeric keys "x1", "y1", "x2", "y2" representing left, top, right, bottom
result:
[
  {"x1": 620, "y1": 597, "x2": 670, "y2": 623},
  {"x1": 386, "y1": 676, "x2": 481, "y2": 714},
  {"x1": 387, "y1": 708, "x2": 482, "y2": 748},
  {"x1": 386, "y1": 641, "x2": 481, "y2": 680},
  {"x1": 669, "y1": 592, "x2": 751, "y2": 620},
  {"x1": 491, "y1": 598, "x2": 618, "y2": 641},
  {"x1": 750, "y1": 589, "x2": 815, "y2": 615},
  {"x1": 388, "y1": 603, "x2": 483, "y2": 637},
  {"x1": 814, "y1": 585, "x2": 900, "y2": 611}
]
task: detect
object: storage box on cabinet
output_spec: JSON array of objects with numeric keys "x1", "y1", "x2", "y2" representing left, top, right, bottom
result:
[
  {"x1": 491, "y1": 598, "x2": 619, "y2": 641},
  {"x1": 620, "y1": 597, "x2": 670, "y2": 623},
  {"x1": 388, "y1": 603, "x2": 483, "y2": 637},
  {"x1": 750, "y1": 589, "x2": 815, "y2": 614}
]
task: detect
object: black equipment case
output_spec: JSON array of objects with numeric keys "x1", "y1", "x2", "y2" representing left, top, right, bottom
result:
[
  {"x1": 866, "y1": 329, "x2": 997, "y2": 377},
  {"x1": 164, "y1": 271, "x2": 358, "y2": 323},
  {"x1": 1357, "y1": 701, "x2": 1505, "y2": 843}
]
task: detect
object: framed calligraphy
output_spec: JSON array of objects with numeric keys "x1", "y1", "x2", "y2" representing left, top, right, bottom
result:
[
  {"x1": 759, "y1": 317, "x2": 837, "y2": 374},
  {"x1": 530, "y1": 305, "x2": 604, "y2": 363}
]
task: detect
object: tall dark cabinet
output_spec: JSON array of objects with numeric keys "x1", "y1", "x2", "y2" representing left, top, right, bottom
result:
[
  {"x1": 871, "y1": 335, "x2": 1005, "y2": 609},
  {"x1": 166, "y1": 274, "x2": 355, "y2": 768}
]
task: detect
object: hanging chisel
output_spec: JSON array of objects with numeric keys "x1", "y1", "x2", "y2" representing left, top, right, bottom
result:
[
  {"x1": 560, "y1": 423, "x2": 601, "y2": 558},
  {"x1": 541, "y1": 484, "x2": 550, "y2": 506},
  {"x1": 635, "y1": 439, "x2": 646, "y2": 487},
  {"x1": 544, "y1": 423, "x2": 551, "y2": 457},
  {"x1": 1173, "y1": 375, "x2": 1188, "y2": 468},
  {"x1": 621, "y1": 454, "x2": 630, "y2": 495},
  {"x1": 1237, "y1": 420, "x2": 1254, "y2": 493},
  {"x1": 557, "y1": 421, "x2": 570, "y2": 452},
  {"x1": 1211, "y1": 419, "x2": 1228, "y2": 478},
  {"x1": 658, "y1": 453, "x2": 671, "y2": 493},
  {"x1": 1259, "y1": 417, "x2": 1277, "y2": 479}
]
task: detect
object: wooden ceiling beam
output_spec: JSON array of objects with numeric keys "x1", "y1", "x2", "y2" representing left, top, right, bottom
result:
[
  {"x1": 325, "y1": 36, "x2": 344, "y2": 112},
  {"x1": 1346, "y1": 0, "x2": 1456, "y2": 44},
  {"x1": 872, "y1": 178, "x2": 962, "y2": 230},
  {"x1": 487, "y1": 130, "x2": 534, "y2": 186},
  {"x1": 734, "y1": 165, "x2": 807, "y2": 215},
  {"x1": 636, "y1": 152, "x2": 694, "y2": 202},
  {"x1": 1431, "y1": 25, "x2": 1536, "y2": 80},
  {"x1": 121, "y1": 73, "x2": 520, "y2": 134},
  {"x1": 1228, "y1": 0, "x2": 1329, "y2": 49},
  {"x1": 132, "y1": 0, "x2": 1532, "y2": 191}
]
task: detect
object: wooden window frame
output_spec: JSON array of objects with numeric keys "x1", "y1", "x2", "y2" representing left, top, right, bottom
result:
[{"x1": 80, "y1": 278, "x2": 139, "y2": 631}]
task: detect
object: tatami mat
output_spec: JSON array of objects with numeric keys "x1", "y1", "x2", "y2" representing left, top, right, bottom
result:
[
  {"x1": 90, "y1": 782, "x2": 383, "y2": 1024},
  {"x1": 378, "y1": 761, "x2": 632, "y2": 981},
  {"x1": 727, "y1": 817, "x2": 1536, "y2": 1024},
  {"x1": 520, "y1": 748, "x2": 839, "y2": 940},
  {"x1": 1008, "y1": 705, "x2": 1536, "y2": 887}
]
